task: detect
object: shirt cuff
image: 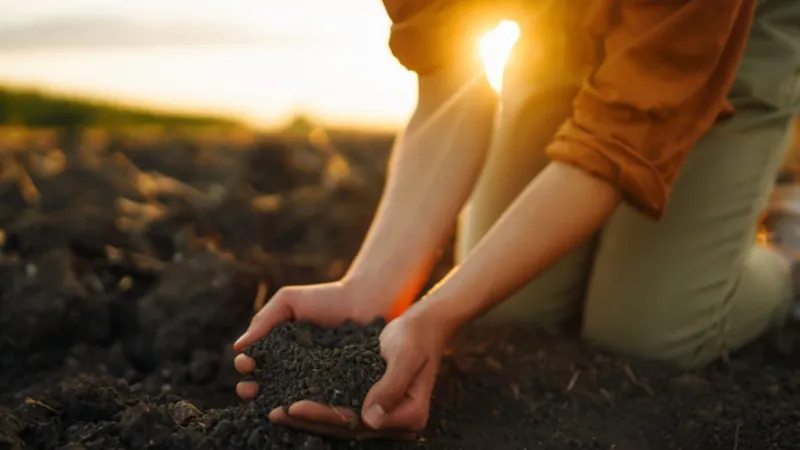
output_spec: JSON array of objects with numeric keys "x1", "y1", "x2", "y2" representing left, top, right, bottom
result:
[{"x1": 547, "y1": 119, "x2": 669, "y2": 220}]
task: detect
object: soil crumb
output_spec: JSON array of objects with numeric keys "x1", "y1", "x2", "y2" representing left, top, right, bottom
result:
[{"x1": 244, "y1": 319, "x2": 387, "y2": 413}]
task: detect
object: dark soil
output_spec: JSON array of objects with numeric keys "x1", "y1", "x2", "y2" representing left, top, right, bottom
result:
[
  {"x1": 244, "y1": 319, "x2": 387, "y2": 413},
  {"x1": 0, "y1": 127, "x2": 797, "y2": 450}
]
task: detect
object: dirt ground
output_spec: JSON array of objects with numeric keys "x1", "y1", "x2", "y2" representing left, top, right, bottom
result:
[{"x1": 0, "y1": 127, "x2": 797, "y2": 450}]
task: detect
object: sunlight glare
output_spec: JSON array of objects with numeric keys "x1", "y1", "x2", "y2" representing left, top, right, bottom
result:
[{"x1": 479, "y1": 20, "x2": 521, "y2": 94}]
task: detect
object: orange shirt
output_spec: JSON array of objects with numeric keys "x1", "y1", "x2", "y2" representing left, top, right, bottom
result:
[{"x1": 382, "y1": 0, "x2": 757, "y2": 219}]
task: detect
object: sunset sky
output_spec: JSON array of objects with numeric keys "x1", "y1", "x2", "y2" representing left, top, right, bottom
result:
[{"x1": 0, "y1": 0, "x2": 421, "y2": 129}]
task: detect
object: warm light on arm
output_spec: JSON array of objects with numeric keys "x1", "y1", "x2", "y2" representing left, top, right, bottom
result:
[{"x1": 479, "y1": 20, "x2": 520, "y2": 94}]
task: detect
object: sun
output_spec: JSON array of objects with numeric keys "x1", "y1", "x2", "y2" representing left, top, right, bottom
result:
[{"x1": 479, "y1": 20, "x2": 521, "y2": 94}]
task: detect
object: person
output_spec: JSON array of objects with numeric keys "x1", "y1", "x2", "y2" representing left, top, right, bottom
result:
[{"x1": 233, "y1": 0, "x2": 800, "y2": 439}]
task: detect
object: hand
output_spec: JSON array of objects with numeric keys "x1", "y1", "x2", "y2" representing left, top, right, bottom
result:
[
  {"x1": 233, "y1": 280, "x2": 386, "y2": 400},
  {"x1": 267, "y1": 311, "x2": 445, "y2": 439}
]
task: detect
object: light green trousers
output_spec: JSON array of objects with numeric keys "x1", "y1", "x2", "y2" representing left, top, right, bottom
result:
[{"x1": 456, "y1": 0, "x2": 800, "y2": 368}]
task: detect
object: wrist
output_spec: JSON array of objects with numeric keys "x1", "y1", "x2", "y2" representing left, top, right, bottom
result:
[
  {"x1": 341, "y1": 267, "x2": 416, "y2": 319},
  {"x1": 405, "y1": 289, "x2": 466, "y2": 344},
  {"x1": 403, "y1": 300, "x2": 453, "y2": 348}
]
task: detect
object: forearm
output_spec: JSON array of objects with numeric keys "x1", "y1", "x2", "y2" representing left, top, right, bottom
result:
[
  {"x1": 345, "y1": 68, "x2": 498, "y2": 315},
  {"x1": 410, "y1": 162, "x2": 621, "y2": 337}
]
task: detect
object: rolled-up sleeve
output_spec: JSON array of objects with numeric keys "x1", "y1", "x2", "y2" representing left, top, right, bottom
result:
[
  {"x1": 546, "y1": 0, "x2": 756, "y2": 220},
  {"x1": 382, "y1": 0, "x2": 503, "y2": 74}
]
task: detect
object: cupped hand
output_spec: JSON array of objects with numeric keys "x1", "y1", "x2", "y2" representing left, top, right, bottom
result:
[
  {"x1": 233, "y1": 280, "x2": 383, "y2": 400},
  {"x1": 261, "y1": 312, "x2": 445, "y2": 439}
]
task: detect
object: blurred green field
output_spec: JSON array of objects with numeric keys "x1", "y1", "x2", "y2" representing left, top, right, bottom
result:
[{"x1": 0, "y1": 85, "x2": 241, "y2": 128}]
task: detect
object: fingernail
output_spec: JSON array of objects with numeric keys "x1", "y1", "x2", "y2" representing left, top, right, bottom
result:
[
  {"x1": 364, "y1": 405, "x2": 386, "y2": 429},
  {"x1": 334, "y1": 408, "x2": 359, "y2": 430},
  {"x1": 234, "y1": 331, "x2": 249, "y2": 349}
]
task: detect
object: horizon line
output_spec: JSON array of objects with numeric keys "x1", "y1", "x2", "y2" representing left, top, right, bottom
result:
[{"x1": 0, "y1": 80, "x2": 409, "y2": 133}]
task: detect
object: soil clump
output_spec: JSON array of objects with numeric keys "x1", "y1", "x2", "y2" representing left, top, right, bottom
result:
[{"x1": 244, "y1": 319, "x2": 387, "y2": 413}]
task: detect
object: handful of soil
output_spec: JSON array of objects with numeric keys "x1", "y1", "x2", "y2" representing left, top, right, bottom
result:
[{"x1": 243, "y1": 318, "x2": 387, "y2": 413}]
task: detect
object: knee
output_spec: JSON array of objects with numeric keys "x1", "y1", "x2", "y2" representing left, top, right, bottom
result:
[
  {"x1": 583, "y1": 243, "x2": 796, "y2": 369},
  {"x1": 580, "y1": 289, "x2": 718, "y2": 369},
  {"x1": 581, "y1": 300, "x2": 663, "y2": 362},
  {"x1": 479, "y1": 285, "x2": 583, "y2": 330}
]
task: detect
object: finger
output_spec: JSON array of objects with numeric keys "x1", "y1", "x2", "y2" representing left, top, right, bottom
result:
[
  {"x1": 362, "y1": 351, "x2": 425, "y2": 429},
  {"x1": 234, "y1": 354, "x2": 256, "y2": 374},
  {"x1": 270, "y1": 408, "x2": 357, "y2": 438},
  {"x1": 236, "y1": 381, "x2": 259, "y2": 400},
  {"x1": 287, "y1": 401, "x2": 358, "y2": 429},
  {"x1": 380, "y1": 362, "x2": 437, "y2": 431},
  {"x1": 234, "y1": 292, "x2": 293, "y2": 351},
  {"x1": 269, "y1": 408, "x2": 416, "y2": 441}
]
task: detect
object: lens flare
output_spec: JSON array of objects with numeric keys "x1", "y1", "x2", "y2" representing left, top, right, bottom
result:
[{"x1": 479, "y1": 20, "x2": 521, "y2": 94}]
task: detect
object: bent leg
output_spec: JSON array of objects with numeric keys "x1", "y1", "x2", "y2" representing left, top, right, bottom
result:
[
  {"x1": 583, "y1": 0, "x2": 800, "y2": 368},
  {"x1": 456, "y1": 84, "x2": 596, "y2": 326},
  {"x1": 456, "y1": 1, "x2": 605, "y2": 326},
  {"x1": 456, "y1": 66, "x2": 593, "y2": 326},
  {"x1": 583, "y1": 117, "x2": 794, "y2": 368}
]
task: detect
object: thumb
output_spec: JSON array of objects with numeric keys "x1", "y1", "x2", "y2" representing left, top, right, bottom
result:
[
  {"x1": 233, "y1": 290, "x2": 293, "y2": 352},
  {"x1": 362, "y1": 351, "x2": 424, "y2": 429}
]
